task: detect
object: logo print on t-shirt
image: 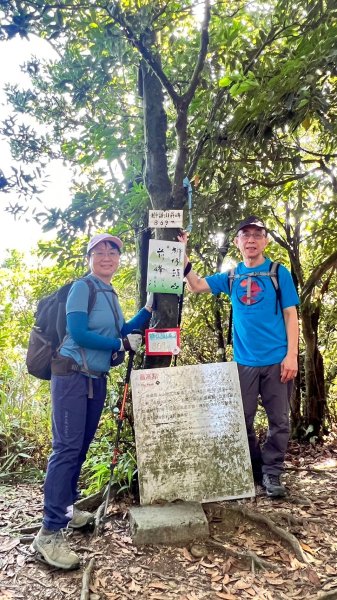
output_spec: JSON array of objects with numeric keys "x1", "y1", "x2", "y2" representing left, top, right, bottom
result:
[{"x1": 236, "y1": 277, "x2": 265, "y2": 305}]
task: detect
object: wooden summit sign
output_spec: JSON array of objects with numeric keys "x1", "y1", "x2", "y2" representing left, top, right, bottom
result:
[{"x1": 131, "y1": 362, "x2": 255, "y2": 505}]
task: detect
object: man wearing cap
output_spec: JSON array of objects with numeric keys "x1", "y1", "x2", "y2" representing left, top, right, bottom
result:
[
  {"x1": 178, "y1": 217, "x2": 299, "y2": 498},
  {"x1": 32, "y1": 233, "x2": 153, "y2": 569}
]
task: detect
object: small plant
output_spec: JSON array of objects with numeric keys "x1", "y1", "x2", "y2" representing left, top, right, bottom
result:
[{"x1": 80, "y1": 399, "x2": 137, "y2": 496}]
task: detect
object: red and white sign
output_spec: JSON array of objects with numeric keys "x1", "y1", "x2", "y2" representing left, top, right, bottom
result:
[{"x1": 145, "y1": 328, "x2": 181, "y2": 356}]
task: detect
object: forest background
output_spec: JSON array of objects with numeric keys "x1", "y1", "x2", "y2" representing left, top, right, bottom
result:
[{"x1": 0, "y1": 0, "x2": 336, "y2": 494}]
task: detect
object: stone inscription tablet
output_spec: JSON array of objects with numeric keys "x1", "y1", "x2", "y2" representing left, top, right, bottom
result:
[{"x1": 131, "y1": 362, "x2": 255, "y2": 505}]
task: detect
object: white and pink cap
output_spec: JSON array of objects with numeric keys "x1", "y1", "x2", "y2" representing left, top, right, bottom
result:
[{"x1": 87, "y1": 233, "x2": 123, "y2": 254}]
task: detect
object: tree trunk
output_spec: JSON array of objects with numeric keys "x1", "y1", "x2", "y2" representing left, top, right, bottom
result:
[
  {"x1": 140, "y1": 38, "x2": 182, "y2": 368},
  {"x1": 141, "y1": 51, "x2": 171, "y2": 211},
  {"x1": 289, "y1": 371, "x2": 303, "y2": 438},
  {"x1": 135, "y1": 225, "x2": 152, "y2": 311},
  {"x1": 214, "y1": 296, "x2": 227, "y2": 362},
  {"x1": 301, "y1": 302, "x2": 327, "y2": 437}
]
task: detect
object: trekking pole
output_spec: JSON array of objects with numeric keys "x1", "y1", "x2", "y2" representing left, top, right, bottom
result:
[{"x1": 102, "y1": 329, "x2": 141, "y2": 520}]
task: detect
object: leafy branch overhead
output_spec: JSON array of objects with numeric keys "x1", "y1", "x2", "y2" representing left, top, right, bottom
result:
[{"x1": 0, "y1": 0, "x2": 337, "y2": 432}]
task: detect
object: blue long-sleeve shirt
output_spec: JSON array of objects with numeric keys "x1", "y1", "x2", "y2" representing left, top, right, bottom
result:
[{"x1": 60, "y1": 274, "x2": 150, "y2": 372}]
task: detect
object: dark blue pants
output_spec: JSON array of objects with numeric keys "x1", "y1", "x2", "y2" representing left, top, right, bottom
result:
[
  {"x1": 43, "y1": 373, "x2": 106, "y2": 531},
  {"x1": 238, "y1": 363, "x2": 293, "y2": 477}
]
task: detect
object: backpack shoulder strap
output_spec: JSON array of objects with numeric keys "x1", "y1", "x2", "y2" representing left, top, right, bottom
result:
[
  {"x1": 83, "y1": 278, "x2": 97, "y2": 314},
  {"x1": 268, "y1": 262, "x2": 281, "y2": 314},
  {"x1": 89, "y1": 277, "x2": 122, "y2": 336},
  {"x1": 269, "y1": 261, "x2": 280, "y2": 287},
  {"x1": 228, "y1": 267, "x2": 236, "y2": 295},
  {"x1": 226, "y1": 268, "x2": 236, "y2": 346}
]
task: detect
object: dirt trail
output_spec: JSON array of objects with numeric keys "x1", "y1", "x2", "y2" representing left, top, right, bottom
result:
[{"x1": 1, "y1": 438, "x2": 337, "y2": 600}]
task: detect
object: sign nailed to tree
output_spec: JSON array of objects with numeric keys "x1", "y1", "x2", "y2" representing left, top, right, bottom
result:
[
  {"x1": 148, "y1": 210, "x2": 183, "y2": 228},
  {"x1": 145, "y1": 328, "x2": 181, "y2": 355},
  {"x1": 146, "y1": 240, "x2": 184, "y2": 294}
]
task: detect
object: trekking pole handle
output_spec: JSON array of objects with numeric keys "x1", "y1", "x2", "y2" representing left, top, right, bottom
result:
[{"x1": 124, "y1": 329, "x2": 142, "y2": 383}]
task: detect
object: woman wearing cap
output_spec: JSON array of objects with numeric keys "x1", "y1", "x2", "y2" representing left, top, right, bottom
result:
[{"x1": 32, "y1": 233, "x2": 153, "y2": 570}]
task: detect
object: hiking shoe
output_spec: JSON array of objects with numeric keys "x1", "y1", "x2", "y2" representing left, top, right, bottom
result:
[
  {"x1": 69, "y1": 506, "x2": 94, "y2": 529},
  {"x1": 262, "y1": 474, "x2": 287, "y2": 498},
  {"x1": 31, "y1": 528, "x2": 80, "y2": 570}
]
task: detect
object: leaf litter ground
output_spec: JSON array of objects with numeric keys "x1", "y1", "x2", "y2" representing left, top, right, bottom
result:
[{"x1": 1, "y1": 433, "x2": 337, "y2": 600}]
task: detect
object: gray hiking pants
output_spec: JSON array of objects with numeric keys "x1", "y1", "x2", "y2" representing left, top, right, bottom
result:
[{"x1": 237, "y1": 363, "x2": 293, "y2": 477}]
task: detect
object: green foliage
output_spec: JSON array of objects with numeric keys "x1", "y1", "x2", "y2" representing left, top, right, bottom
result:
[
  {"x1": 81, "y1": 389, "x2": 137, "y2": 496},
  {"x1": 1, "y1": 0, "x2": 337, "y2": 440},
  {"x1": 0, "y1": 245, "x2": 142, "y2": 491}
]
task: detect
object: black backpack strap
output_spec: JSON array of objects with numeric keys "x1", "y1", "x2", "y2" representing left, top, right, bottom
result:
[
  {"x1": 227, "y1": 268, "x2": 236, "y2": 346},
  {"x1": 227, "y1": 305, "x2": 233, "y2": 347},
  {"x1": 84, "y1": 278, "x2": 97, "y2": 314},
  {"x1": 228, "y1": 267, "x2": 236, "y2": 296},
  {"x1": 268, "y1": 262, "x2": 281, "y2": 314}
]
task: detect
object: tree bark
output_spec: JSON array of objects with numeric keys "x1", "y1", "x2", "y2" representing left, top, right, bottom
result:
[
  {"x1": 140, "y1": 35, "x2": 181, "y2": 368},
  {"x1": 135, "y1": 225, "x2": 152, "y2": 310},
  {"x1": 301, "y1": 301, "x2": 326, "y2": 436}
]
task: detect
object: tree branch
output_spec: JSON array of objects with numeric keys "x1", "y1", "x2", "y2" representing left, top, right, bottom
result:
[
  {"x1": 180, "y1": 0, "x2": 211, "y2": 107},
  {"x1": 246, "y1": 167, "x2": 320, "y2": 188},
  {"x1": 105, "y1": 4, "x2": 180, "y2": 106},
  {"x1": 186, "y1": 22, "x2": 293, "y2": 179},
  {"x1": 301, "y1": 251, "x2": 337, "y2": 304}
]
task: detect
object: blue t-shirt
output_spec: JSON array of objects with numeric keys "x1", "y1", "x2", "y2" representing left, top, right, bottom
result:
[
  {"x1": 60, "y1": 275, "x2": 149, "y2": 373},
  {"x1": 205, "y1": 258, "x2": 299, "y2": 367}
]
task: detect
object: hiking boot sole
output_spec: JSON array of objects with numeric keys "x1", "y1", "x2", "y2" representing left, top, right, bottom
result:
[
  {"x1": 30, "y1": 542, "x2": 80, "y2": 570},
  {"x1": 69, "y1": 513, "x2": 95, "y2": 529},
  {"x1": 69, "y1": 519, "x2": 95, "y2": 532},
  {"x1": 265, "y1": 488, "x2": 287, "y2": 498}
]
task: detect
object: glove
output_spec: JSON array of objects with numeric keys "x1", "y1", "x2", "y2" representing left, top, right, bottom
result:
[
  {"x1": 120, "y1": 333, "x2": 142, "y2": 352},
  {"x1": 145, "y1": 292, "x2": 154, "y2": 311}
]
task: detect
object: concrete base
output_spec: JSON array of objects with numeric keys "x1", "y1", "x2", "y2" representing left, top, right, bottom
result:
[{"x1": 129, "y1": 502, "x2": 209, "y2": 546}]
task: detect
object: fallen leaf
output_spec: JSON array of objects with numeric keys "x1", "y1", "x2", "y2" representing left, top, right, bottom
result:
[
  {"x1": 128, "y1": 579, "x2": 141, "y2": 593},
  {"x1": 215, "y1": 593, "x2": 237, "y2": 600},
  {"x1": 299, "y1": 542, "x2": 316, "y2": 555},
  {"x1": 306, "y1": 568, "x2": 320, "y2": 586},
  {"x1": 278, "y1": 551, "x2": 291, "y2": 563},
  {"x1": 0, "y1": 539, "x2": 20, "y2": 553},
  {"x1": 325, "y1": 565, "x2": 337, "y2": 575},
  {"x1": 211, "y1": 574, "x2": 223, "y2": 582},
  {"x1": 222, "y1": 558, "x2": 235, "y2": 574},
  {"x1": 266, "y1": 578, "x2": 287, "y2": 586},
  {"x1": 211, "y1": 582, "x2": 223, "y2": 591},
  {"x1": 263, "y1": 547, "x2": 277, "y2": 557},
  {"x1": 290, "y1": 557, "x2": 303, "y2": 570},
  {"x1": 0, "y1": 591, "x2": 15, "y2": 600},
  {"x1": 16, "y1": 554, "x2": 26, "y2": 567},
  {"x1": 180, "y1": 547, "x2": 194, "y2": 562},
  {"x1": 322, "y1": 581, "x2": 337, "y2": 592},
  {"x1": 200, "y1": 560, "x2": 217, "y2": 568},
  {"x1": 129, "y1": 566, "x2": 142, "y2": 575},
  {"x1": 148, "y1": 581, "x2": 169, "y2": 591},
  {"x1": 186, "y1": 565, "x2": 199, "y2": 572},
  {"x1": 234, "y1": 580, "x2": 252, "y2": 590}
]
